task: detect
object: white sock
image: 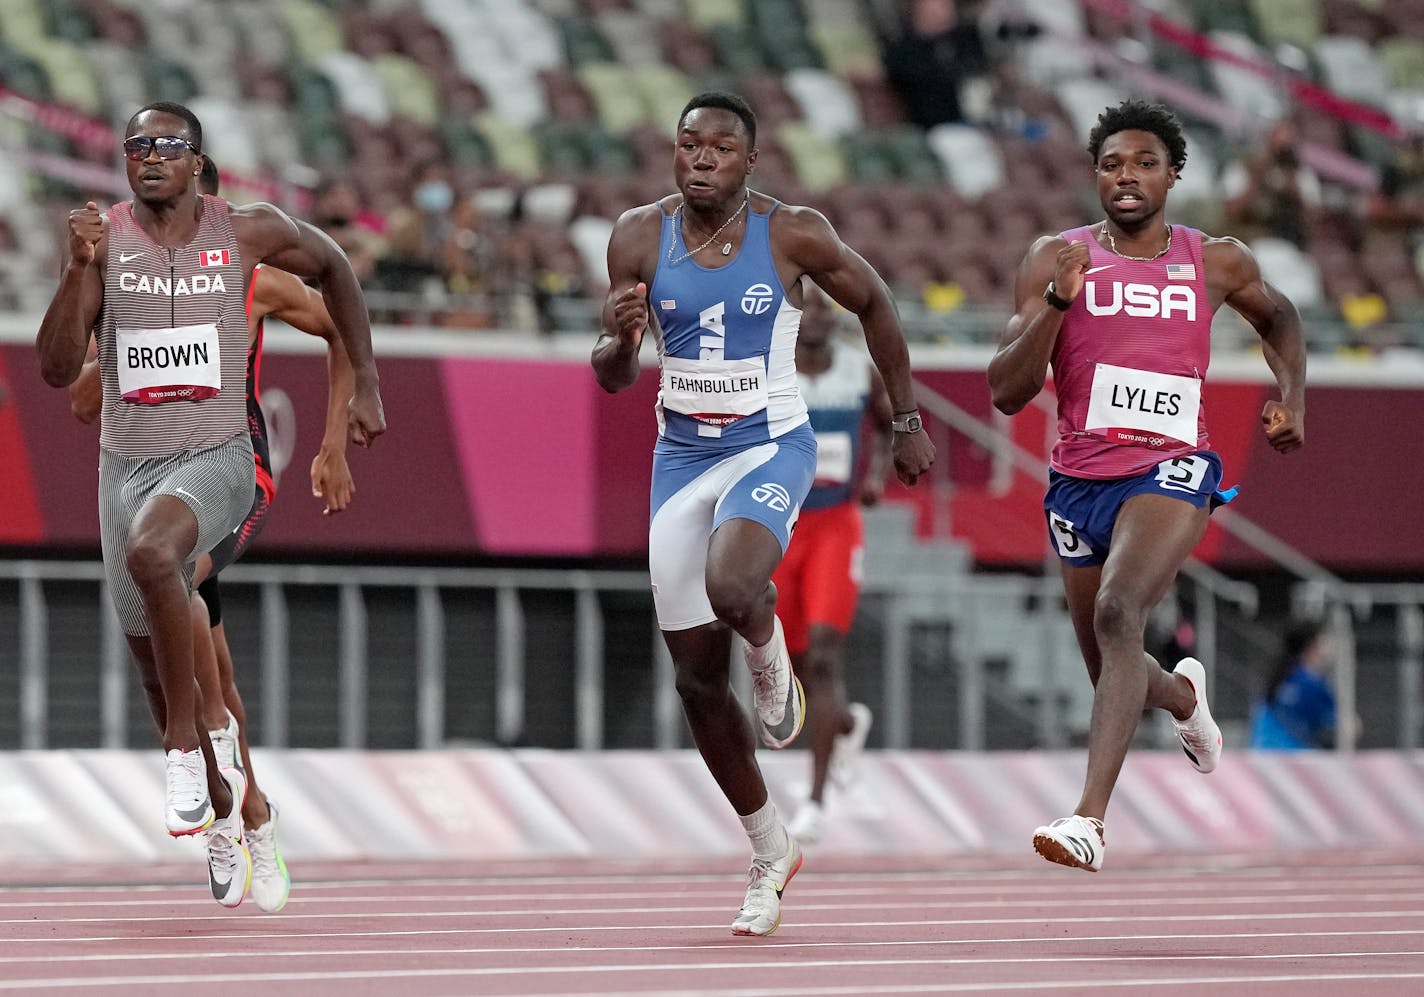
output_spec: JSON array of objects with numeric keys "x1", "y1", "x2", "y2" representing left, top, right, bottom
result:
[
  {"x1": 744, "y1": 618, "x2": 782, "y2": 673},
  {"x1": 739, "y1": 799, "x2": 788, "y2": 859}
]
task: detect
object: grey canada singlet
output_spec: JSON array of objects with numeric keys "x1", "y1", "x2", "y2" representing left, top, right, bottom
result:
[{"x1": 97, "y1": 194, "x2": 249, "y2": 459}]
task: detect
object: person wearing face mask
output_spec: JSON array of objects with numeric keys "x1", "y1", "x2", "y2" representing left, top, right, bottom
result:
[
  {"x1": 384, "y1": 162, "x2": 458, "y2": 286},
  {"x1": 309, "y1": 176, "x2": 383, "y2": 285}
]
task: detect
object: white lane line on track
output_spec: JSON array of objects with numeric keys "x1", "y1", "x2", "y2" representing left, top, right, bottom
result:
[
  {"x1": 1, "y1": 955, "x2": 1422, "y2": 991},
  {"x1": 1, "y1": 929, "x2": 1423, "y2": 965},
  {"x1": 6, "y1": 867, "x2": 1422, "y2": 893},
  {"x1": 7, "y1": 884, "x2": 1424, "y2": 911},
  {"x1": 7, "y1": 908, "x2": 1424, "y2": 942}
]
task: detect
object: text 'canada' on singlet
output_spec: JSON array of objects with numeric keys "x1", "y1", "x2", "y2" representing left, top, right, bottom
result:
[
  {"x1": 1049, "y1": 223, "x2": 1212, "y2": 479},
  {"x1": 648, "y1": 199, "x2": 808, "y2": 450},
  {"x1": 97, "y1": 194, "x2": 249, "y2": 459},
  {"x1": 800, "y1": 338, "x2": 872, "y2": 510}
]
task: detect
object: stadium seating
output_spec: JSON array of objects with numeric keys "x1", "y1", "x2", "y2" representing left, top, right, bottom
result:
[{"x1": 0, "y1": 0, "x2": 1417, "y2": 343}]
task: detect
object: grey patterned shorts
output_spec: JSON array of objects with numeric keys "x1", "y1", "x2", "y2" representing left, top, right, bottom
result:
[{"x1": 98, "y1": 434, "x2": 255, "y2": 635}]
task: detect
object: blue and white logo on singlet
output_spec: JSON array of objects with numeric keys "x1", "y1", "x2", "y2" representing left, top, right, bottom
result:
[{"x1": 741, "y1": 283, "x2": 775, "y2": 315}]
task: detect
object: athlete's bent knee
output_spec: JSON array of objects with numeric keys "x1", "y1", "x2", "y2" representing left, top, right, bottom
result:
[
  {"x1": 705, "y1": 575, "x2": 768, "y2": 632},
  {"x1": 125, "y1": 535, "x2": 183, "y2": 593},
  {"x1": 1093, "y1": 588, "x2": 1147, "y2": 646}
]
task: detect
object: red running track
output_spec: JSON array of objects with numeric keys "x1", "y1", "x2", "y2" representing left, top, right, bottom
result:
[{"x1": 2, "y1": 850, "x2": 1423, "y2": 996}]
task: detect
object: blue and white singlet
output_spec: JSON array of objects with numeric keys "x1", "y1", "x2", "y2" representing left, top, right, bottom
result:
[{"x1": 649, "y1": 200, "x2": 808, "y2": 450}]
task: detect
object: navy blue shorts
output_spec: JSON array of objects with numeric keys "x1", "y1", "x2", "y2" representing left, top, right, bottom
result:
[{"x1": 1043, "y1": 451, "x2": 1236, "y2": 567}]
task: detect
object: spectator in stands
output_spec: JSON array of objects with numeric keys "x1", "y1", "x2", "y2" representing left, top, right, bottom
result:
[
  {"x1": 1249, "y1": 619, "x2": 1352, "y2": 750},
  {"x1": 381, "y1": 160, "x2": 456, "y2": 290},
  {"x1": 593, "y1": 91, "x2": 934, "y2": 935},
  {"x1": 309, "y1": 176, "x2": 384, "y2": 285},
  {"x1": 1221, "y1": 119, "x2": 1322, "y2": 248},
  {"x1": 882, "y1": 0, "x2": 991, "y2": 129},
  {"x1": 379, "y1": 163, "x2": 509, "y2": 328},
  {"x1": 988, "y1": 100, "x2": 1307, "y2": 874},
  {"x1": 776, "y1": 279, "x2": 890, "y2": 845},
  {"x1": 1364, "y1": 132, "x2": 1424, "y2": 233}
]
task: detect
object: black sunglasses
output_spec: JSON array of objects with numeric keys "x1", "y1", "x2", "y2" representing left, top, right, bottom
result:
[{"x1": 123, "y1": 135, "x2": 198, "y2": 161}]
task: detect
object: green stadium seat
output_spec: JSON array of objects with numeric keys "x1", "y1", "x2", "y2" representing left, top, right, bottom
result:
[
  {"x1": 1191, "y1": 0, "x2": 1260, "y2": 40},
  {"x1": 808, "y1": 21, "x2": 880, "y2": 78},
  {"x1": 686, "y1": 0, "x2": 746, "y2": 31},
  {"x1": 708, "y1": 22, "x2": 765, "y2": 75},
  {"x1": 777, "y1": 121, "x2": 846, "y2": 192},
  {"x1": 42, "y1": 0, "x2": 96, "y2": 44},
  {"x1": 1249, "y1": 0, "x2": 1324, "y2": 51},
  {"x1": 0, "y1": 44, "x2": 50, "y2": 101},
  {"x1": 885, "y1": 127, "x2": 943, "y2": 184},
  {"x1": 633, "y1": 64, "x2": 698, "y2": 135},
  {"x1": 844, "y1": 134, "x2": 898, "y2": 184},
  {"x1": 0, "y1": 0, "x2": 45, "y2": 48},
  {"x1": 374, "y1": 54, "x2": 440, "y2": 128},
  {"x1": 441, "y1": 120, "x2": 495, "y2": 170},
  {"x1": 144, "y1": 55, "x2": 198, "y2": 103},
  {"x1": 559, "y1": 16, "x2": 614, "y2": 65},
  {"x1": 289, "y1": 64, "x2": 343, "y2": 119},
  {"x1": 277, "y1": 0, "x2": 346, "y2": 64},
  {"x1": 300, "y1": 122, "x2": 351, "y2": 171},
  {"x1": 475, "y1": 112, "x2": 543, "y2": 180},
  {"x1": 1380, "y1": 37, "x2": 1424, "y2": 90},
  {"x1": 578, "y1": 62, "x2": 647, "y2": 134},
  {"x1": 18, "y1": 38, "x2": 103, "y2": 116}
]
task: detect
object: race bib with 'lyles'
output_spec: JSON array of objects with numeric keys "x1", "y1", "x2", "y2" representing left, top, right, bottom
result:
[
  {"x1": 116, "y1": 323, "x2": 222, "y2": 404},
  {"x1": 1084, "y1": 362, "x2": 1200, "y2": 448},
  {"x1": 660, "y1": 355, "x2": 769, "y2": 438}
]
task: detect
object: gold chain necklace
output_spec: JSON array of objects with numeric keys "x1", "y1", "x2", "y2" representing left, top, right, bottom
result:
[
  {"x1": 1101, "y1": 222, "x2": 1172, "y2": 261},
  {"x1": 667, "y1": 195, "x2": 749, "y2": 266}
]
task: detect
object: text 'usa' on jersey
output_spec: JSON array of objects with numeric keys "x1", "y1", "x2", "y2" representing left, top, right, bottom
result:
[{"x1": 649, "y1": 202, "x2": 808, "y2": 450}]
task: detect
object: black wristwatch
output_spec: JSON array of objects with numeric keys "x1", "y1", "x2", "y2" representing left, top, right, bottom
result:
[
  {"x1": 1043, "y1": 281, "x2": 1073, "y2": 312},
  {"x1": 892, "y1": 410, "x2": 923, "y2": 434}
]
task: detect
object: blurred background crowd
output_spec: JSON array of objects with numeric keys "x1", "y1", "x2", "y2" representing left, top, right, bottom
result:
[{"x1": 1, "y1": 0, "x2": 1424, "y2": 350}]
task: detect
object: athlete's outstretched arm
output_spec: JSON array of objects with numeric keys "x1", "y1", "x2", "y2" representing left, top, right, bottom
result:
[
  {"x1": 1207, "y1": 237, "x2": 1306, "y2": 453},
  {"x1": 232, "y1": 204, "x2": 384, "y2": 447},
  {"x1": 777, "y1": 204, "x2": 934, "y2": 485},
  {"x1": 253, "y1": 266, "x2": 356, "y2": 512},
  {"x1": 38, "y1": 202, "x2": 105, "y2": 387},
  {"x1": 593, "y1": 205, "x2": 659, "y2": 394}
]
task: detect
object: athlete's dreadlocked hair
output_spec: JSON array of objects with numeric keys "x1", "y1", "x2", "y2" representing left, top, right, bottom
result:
[{"x1": 1087, "y1": 100, "x2": 1187, "y2": 173}]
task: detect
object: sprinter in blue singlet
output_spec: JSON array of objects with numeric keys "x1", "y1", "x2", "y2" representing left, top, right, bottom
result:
[{"x1": 592, "y1": 91, "x2": 935, "y2": 937}]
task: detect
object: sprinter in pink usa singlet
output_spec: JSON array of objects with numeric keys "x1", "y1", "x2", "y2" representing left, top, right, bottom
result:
[{"x1": 988, "y1": 100, "x2": 1306, "y2": 875}]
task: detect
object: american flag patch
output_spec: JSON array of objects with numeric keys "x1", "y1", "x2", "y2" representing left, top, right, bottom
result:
[
  {"x1": 660, "y1": 299, "x2": 676, "y2": 310},
  {"x1": 199, "y1": 249, "x2": 230, "y2": 267},
  {"x1": 1165, "y1": 263, "x2": 1195, "y2": 280}
]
